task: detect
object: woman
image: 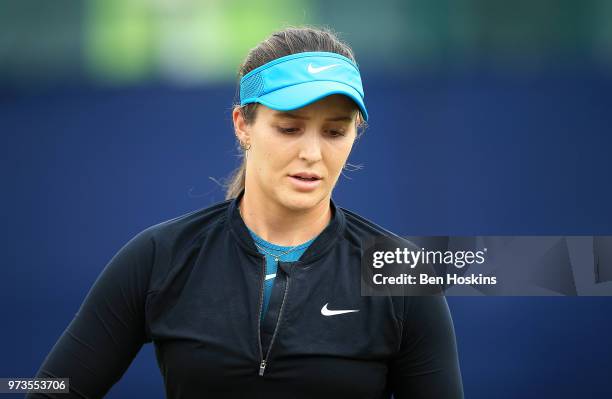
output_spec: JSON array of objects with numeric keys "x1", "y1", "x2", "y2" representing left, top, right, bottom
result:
[{"x1": 27, "y1": 26, "x2": 463, "y2": 398}]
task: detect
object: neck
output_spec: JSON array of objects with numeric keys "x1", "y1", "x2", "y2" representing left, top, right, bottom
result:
[{"x1": 239, "y1": 188, "x2": 332, "y2": 247}]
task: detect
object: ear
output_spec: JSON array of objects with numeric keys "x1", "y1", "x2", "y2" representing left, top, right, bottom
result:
[{"x1": 232, "y1": 106, "x2": 251, "y2": 144}]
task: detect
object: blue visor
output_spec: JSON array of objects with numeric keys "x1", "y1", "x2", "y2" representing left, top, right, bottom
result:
[{"x1": 239, "y1": 51, "x2": 368, "y2": 121}]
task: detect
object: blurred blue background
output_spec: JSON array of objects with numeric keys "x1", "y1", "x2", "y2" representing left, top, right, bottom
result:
[{"x1": 2, "y1": 0, "x2": 612, "y2": 398}]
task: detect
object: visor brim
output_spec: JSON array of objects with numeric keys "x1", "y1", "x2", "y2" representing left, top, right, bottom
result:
[{"x1": 251, "y1": 80, "x2": 368, "y2": 122}]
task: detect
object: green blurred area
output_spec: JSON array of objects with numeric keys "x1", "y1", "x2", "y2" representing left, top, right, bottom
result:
[
  {"x1": 0, "y1": 0, "x2": 611, "y2": 85},
  {"x1": 83, "y1": 0, "x2": 309, "y2": 84}
]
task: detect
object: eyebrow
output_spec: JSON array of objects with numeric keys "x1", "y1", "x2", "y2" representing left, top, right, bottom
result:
[{"x1": 273, "y1": 112, "x2": 354, "y2": 122}]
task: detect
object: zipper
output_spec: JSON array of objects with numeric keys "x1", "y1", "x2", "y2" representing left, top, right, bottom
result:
[
  {"x1": 256, "y1": 255, "x2": 266, "y2": 375},
  {"x1": 257, "y1": 256, "x2": 291, "y2": 377}
]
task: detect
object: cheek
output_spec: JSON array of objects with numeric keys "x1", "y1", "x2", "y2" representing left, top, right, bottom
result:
[
  {"x1": 262, "y1": 150, "x2": 283, "y2": 172},
  {"x1": 262, "y1": 139, "x2": 295, "y2": 168},
  {"x1": 251, "y1": 146, "x2": 286, "y2": 178},
  {"x1": 326, "y1": 141, "x2": 353, "y2": 170}
]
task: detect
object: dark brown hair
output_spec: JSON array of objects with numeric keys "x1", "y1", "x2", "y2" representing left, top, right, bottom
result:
[{"x1": 225, "y1": 25, "x2": 367, "y2": 200}]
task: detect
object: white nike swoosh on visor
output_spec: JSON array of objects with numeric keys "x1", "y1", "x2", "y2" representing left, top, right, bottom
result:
[
  {"x1": 320, "y1": 303, "x2": 360, "y2": 316},
  {"x1": 265, "y1": 274, "x2": 276, "y2": 281},
  {"x1": 307, "y1": 63, "x2": 340, "y2": 74}
]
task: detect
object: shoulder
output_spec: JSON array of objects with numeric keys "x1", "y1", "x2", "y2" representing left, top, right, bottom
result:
[
  {"x1": 339, "y1": 206, "x2": 418, "y2": 251},
  {"x1": 126, "y1": 198, "x2": 232, "y2": 290},
  {"x1": 338, "y1": 206, "x2": 426, "y2": 323},
  {"x1": 143, "y1": 198, "x2": 231, "y2": 244}
]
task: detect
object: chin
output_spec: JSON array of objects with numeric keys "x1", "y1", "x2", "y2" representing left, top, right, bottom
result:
[{"x1": 279, "y1": 189, "x2": 327, "y2": 212}]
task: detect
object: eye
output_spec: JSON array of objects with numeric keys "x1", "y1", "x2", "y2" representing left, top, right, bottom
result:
[
  {"x1": 327, "y1": 129, "x2": 346, "y2": 138},
  {"x1": 276, "y1": 127, "x2": 300, "y2": 134}
]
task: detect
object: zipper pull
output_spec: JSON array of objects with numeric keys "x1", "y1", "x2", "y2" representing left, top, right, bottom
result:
[{"x1": 259, "y1": 359, "x2": 267, "y2": 376}]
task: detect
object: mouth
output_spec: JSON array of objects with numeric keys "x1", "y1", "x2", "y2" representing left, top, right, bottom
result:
[
  {"x1": 290, "y1": 172, "x2": 322, "y2": 181},
  {"x1": 291, "y1": 175, "x2": 320, "y2": 181},
  {"x1": 288, "y1": 173, "x2": 323, "y2": 191}
]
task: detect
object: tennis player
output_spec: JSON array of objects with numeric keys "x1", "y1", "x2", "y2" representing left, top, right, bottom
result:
[{"x1": 27, "y1": 26, "x2": 463, "y2": 398}]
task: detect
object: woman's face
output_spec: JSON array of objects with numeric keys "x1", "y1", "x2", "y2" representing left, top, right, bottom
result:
[{"x1": 234, "y1": 94, "x2": 359, "y2": 212}]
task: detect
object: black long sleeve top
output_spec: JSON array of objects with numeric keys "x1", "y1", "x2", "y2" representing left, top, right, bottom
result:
[{"x1": 27, "y1": 190, "x2": 463, "y2": 398}]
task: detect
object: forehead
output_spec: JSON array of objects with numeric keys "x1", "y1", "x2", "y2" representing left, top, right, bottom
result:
[{"x1": 262, "y1": 94, "x2": 358, "y2": 120}]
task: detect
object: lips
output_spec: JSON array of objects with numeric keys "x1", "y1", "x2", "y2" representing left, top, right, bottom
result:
[
  {"x1": 288, "y1": 173, "x2": 323, "y2": 192},
  {"x1": 290, "y1": 172, "x2": 322, "y2": 181}
]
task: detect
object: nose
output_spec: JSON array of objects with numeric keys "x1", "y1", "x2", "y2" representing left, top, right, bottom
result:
[{"x1": 298, "y1": 130, "x2": 322, "y2": 163}]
